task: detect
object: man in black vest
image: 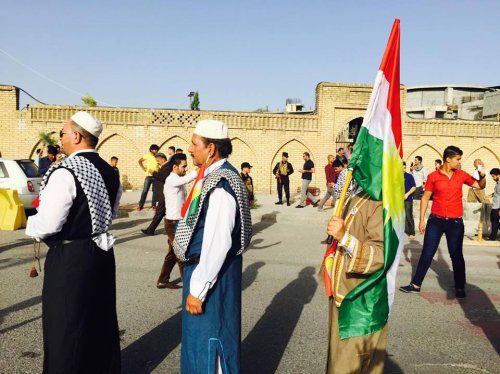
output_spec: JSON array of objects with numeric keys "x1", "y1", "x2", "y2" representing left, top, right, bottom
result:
[
  {"x1": 26, "y1": 111, "x2": 121, "y2": 374},
  {"x1": 273, "y1": 152, "x2": 294, "y2": 206},
  {"x1": 141, "y1": 152, "x2": 169, "y2": 235}
]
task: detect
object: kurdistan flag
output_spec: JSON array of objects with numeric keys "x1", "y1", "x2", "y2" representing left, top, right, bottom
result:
[{"x1": 339, "y1": 19, "x2": 405, "y2": 339}]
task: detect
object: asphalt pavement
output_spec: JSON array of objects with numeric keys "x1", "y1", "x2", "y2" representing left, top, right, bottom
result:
[{"x1": 0, "y1": 191, "x2": 499, "y2": 373}]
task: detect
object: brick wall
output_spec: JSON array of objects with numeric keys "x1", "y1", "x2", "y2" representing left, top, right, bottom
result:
[{"x1": 0, "y1": 84, "x2": 498, "y2": 196}]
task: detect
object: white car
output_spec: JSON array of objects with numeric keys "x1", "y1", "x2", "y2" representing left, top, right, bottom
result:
[{"x1": 0, "y1": 159, "x2": 43, "y2": 209}]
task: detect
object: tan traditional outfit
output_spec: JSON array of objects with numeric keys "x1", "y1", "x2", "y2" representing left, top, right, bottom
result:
[{"x1": 327, "y1": 191, "x2": 387, "y2": 374}]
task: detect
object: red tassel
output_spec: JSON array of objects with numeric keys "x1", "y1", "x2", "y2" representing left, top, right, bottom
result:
[{"x1": 30, "y1": 265, "x2": 38, "y2": 278}]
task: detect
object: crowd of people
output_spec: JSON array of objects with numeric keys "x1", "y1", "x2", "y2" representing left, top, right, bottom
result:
[{"x1": 25, "y1": 111, "x2": 499, "y2": 373}]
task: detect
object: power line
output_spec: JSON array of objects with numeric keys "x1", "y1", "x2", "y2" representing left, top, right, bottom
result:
[{"x1": 0, "y1": 46, "x2": 114, "y2": 107}]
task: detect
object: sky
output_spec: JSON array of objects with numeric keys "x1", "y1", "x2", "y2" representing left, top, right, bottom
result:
[{"x1": 1, "y1": 0, "x2": 499, "y2": 112}]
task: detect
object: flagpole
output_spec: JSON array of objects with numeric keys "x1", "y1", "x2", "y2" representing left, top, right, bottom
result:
[{"x1": 326, "y1": 170, "x2": 353, "y2": 244}]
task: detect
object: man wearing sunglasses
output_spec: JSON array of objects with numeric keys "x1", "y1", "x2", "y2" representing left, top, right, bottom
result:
[{"x1": 26, "y1": 111, "x2": 122, "y2": 373}]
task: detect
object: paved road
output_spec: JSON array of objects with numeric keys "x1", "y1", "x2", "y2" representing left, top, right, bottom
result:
[{"x1": 1, "y1": 192, "x2": 499, "y2": 373}]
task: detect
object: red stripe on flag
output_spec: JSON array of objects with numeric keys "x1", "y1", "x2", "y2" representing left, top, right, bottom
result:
[
  {"x1": 379, "y1": 19, "x2": 402, "y2": 157},
  {"x1": 180, "y1": 163, "x2": 206, "y2": 218}
]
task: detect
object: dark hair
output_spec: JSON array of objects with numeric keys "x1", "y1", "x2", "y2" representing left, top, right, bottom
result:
[
  {"x1": 303, "y1": 152, "x2": 310, "y2": 157},
  {"x1": 201, "y1": 138, "x2": 233, "y2": 158},
  {"x1": 333, "y1": 159, "x2": 343, "y2": 168},
  {"x1": 150, "y1": 144, "x2": 160, "y2": 151},
  {"x1": 164, "y1": 153, "x2": 187, "y2": 175},
  {"x1": 435, "y1": 159, "x2": 442, "y2": 165},
  {"x1": 176, "y1": 148, "x2": 183, "y2": 153},
  {"x1": 111, "y1": 156, "x2": 118, "y2": 161},
  {"x1": 47, "y1": 145, "x2": 58, "y2": 155},
  {"x1": 36, "y1": 148, "x2": 42, "y2": 155},
  {"x1": 490, "y1": 168, "x2": 500, "y2": 176},
  {"x1": 403, "y1": 161, "x2": 406, "y2": 166},
  {"x1": 171, "y1": 153, "x2": 187, "y2": 166},
  {"x1": 415, "y1": 156, "x2": 423, "y2": 162},
  {"x1": 168, "y1": 146, "x2": 175, "y2": 151},
  {"x1": 443, "y1": 146, "x2": 463, "y2": 161},
  {"x1": 338, "y1": 147, "x2": 344, "y2": 152}
]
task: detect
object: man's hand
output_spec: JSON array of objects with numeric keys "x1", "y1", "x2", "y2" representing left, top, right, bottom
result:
[
  {"x1": 186, "y1": 293, "x2": 203, "y2": 315},
  {"x1": 327, "y1": 216, "x2": 346, "y2": 242},
  {"x1": 419, "y1": 219, "x2": 426, "y2": 234}
]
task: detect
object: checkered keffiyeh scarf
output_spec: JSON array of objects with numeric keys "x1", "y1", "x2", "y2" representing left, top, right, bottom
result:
[
  {"x1": 40, "y1": 155, "x2": 113, "y2": 249},
  {"x1": 173, "y1": 165, "x2": 253, "y2": 262}
]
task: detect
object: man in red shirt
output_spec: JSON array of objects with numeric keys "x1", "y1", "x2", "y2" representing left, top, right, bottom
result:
[
  {"x1": 317, "y1": 155, "x2": 338, "y2": 211},
  {"x1": 399, "y1": 145, "x2": 486, "y2": 299}
]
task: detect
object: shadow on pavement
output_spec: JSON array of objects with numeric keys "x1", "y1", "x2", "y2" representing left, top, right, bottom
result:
[
  {"x1": 247, "y1": 238, "x2": 281, "y2": 250},
  {"x1": 241, "y1": 266, "x2": 317, "y2": 374},
  {"x1": 252, "y1": 211, "x2": 278, "y2": 237},
  {"x1": 112, "y1": 218, "x2": 152, "y2": 231},
  {"x1": 121, "y1": 260, "x2": 265, "y2": 373},
  {"x1": 432, "y1": 251, "x2": 500, "y2": 354},
  {"x1": 121, "y1": 309, "x2": 182, "y2": 374},
  {"x1": 242, "y1": 261, "x2": 265, "y2": 291},
  {"x1": 0, "y1": 295, "x2": 42, "y2": 335},
  {"x1": 0, "y1": 238, "x2": 34, "y2": 254},
  {"x1": 384, "y1": 353, "x2": 404, "y2": 373}
]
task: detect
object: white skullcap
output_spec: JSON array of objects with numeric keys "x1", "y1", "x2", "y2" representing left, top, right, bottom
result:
[
  {"x1": 194, "y1": 119, "x2": 229, "y2": 139},
  {"x1": 70, "y1": 111, "x2": 103, "y2": 138}
]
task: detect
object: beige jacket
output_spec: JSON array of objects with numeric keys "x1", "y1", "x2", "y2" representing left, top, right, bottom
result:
[{"x1": 331, "y1": 192, "x2": 384, "y2": 307}]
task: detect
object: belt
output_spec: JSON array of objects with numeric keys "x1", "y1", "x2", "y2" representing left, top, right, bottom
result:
[
  {"x1": 185, "y1": 257, "x2": 200, "y2": 265},
  {"x1": 430, "y1": 214, "x2": 462, "y2": 220}
]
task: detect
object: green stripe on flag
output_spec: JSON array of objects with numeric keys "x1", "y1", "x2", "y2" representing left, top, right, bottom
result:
[
  {"x1": 349, "y1": 127, "x2": 383, "y2": 201},
  {"x1": 338, "y1": 210, "x2": 400, "y2": 339}
]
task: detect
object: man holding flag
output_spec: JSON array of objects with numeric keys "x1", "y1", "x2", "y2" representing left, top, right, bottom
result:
[
  {"x1": 173, "y1": 119, "x2": 252, "y2": 373},
  {"x1": 323, "y1": 19, "x2": 404, "y2": 373}
]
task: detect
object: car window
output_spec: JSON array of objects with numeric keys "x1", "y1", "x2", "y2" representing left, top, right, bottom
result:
[
  {"x1": 0, "y1": 162, "x2": 8, "y2": 178},
  {"x1": 17, "y1": 160, "x2": 40, "y2": 178}
]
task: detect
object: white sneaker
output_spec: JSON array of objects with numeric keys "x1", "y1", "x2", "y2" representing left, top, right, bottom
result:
[{"x1": 409, "y1": 235, "x2": 415, "y2": 240}]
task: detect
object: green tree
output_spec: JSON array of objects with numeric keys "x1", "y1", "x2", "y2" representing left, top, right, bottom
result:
[
  {"x1": 39, "y1": 132, "x2": 57, "y2": 147},
  {"x1": 191, "y1": 91, "x2": 200, "y2": 111},
  {"x1": 81, "y1": 95, "x2": 97, "y2": 107}
]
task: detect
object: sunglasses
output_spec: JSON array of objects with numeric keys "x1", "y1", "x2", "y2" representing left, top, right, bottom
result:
[{"x1": 59, "y1": 130, "x2": 80, "y2": 138}]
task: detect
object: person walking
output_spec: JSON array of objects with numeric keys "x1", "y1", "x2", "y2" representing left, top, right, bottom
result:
[
  {"x1": 487, "y1": 168, "x2": 500, "y2": 241},
  {"x1": 296, "y1": 152, "x2": 319, "y2": 208},
  {"x1": 157, "y1": 153, "x2": 197, "y2": 289},
  {"x1": 272, "y1": 152, "x2": 294, "y2": 206},
  {"x1": 400, "y1": 145, "x2": 486, "y2": 299},
  {"x1": 467, "y1": 159, "x2": 488, "y2": 203},
  {"x1": 26, "y1": 111, "x2": 121, "y2": 373},
  {"x1": 141, "y1": 152, "x2": 169, "y2": 236},
  {"x1": 317, "y1": 155, "x2": 337, "y2": 211},
  {"x1": 411, "y1": 155, "x2": 427, "y2": 200},
  {"x1": 136, "y1": 144, "x2": 159, "y2": 211},
  {"x1": 403, "y1": 161, "x2": 417, "y2": 239},
  {"x1": 173, "y1": 119, "x2": 252, "y2": 373}
]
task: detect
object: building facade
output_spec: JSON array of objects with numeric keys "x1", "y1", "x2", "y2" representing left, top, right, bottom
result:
[{"x1": 0, "y1": 83, "x2": 498, "y2": 196}]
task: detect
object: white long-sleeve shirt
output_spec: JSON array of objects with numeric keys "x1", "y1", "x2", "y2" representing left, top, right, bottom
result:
[
  {"x1": 164, "y1": 170, "x2": 197, "y2": 220},
  {"x1": 26, "y1": 149, "x2": 121, "y2": 240},
  {"x1": 188, "y1": 159, "x2": 237, "y2": 301}
]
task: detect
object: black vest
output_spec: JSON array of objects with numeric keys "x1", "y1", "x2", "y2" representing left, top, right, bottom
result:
[{"x1": 45, "y1": 153, "x2": 119, "y2": 242}]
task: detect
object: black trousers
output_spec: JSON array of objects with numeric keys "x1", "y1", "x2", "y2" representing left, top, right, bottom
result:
[
  {"x1": 404, "y1": 200, "x2": 415, "y2": 236},
  {"x1": 490, "y1": 208, "x2": 499, "y2": 240},
  {"x1": 277, "y1": 176, "x2": 290, "y2": 203},
  {"x1": 43, "y1": 238, "x2": 120, "y2": 374},
  {"x1": 144, "y1": 198, "x2": 166, "y2": 234}
]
